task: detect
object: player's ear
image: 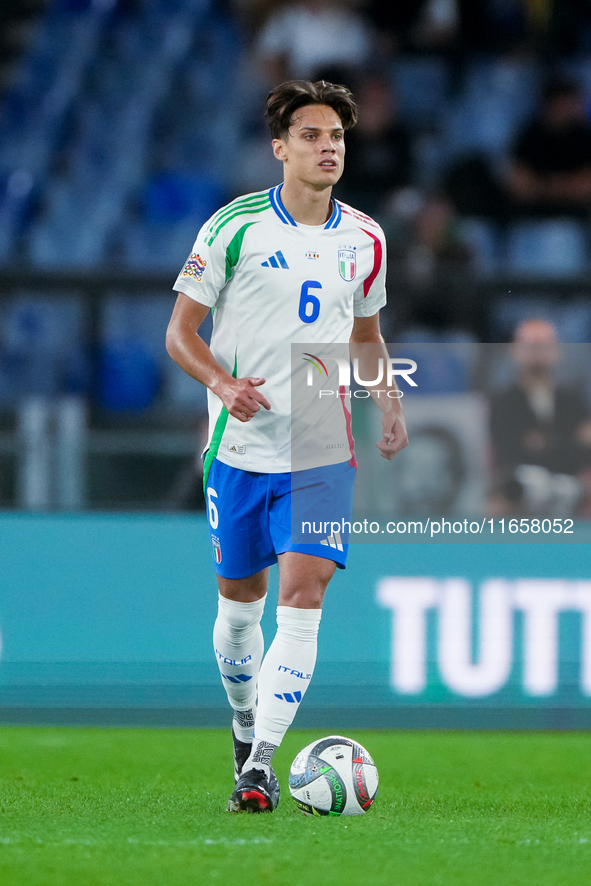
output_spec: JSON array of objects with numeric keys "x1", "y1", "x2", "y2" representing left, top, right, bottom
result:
[{"x1": 272, "y1": 138, "x2": 287, "y2": 162}]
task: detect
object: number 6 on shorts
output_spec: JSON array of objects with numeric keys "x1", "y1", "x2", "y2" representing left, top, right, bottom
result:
[{"x1": 207, "y1": 486, "x2": 219, "y2": 529}]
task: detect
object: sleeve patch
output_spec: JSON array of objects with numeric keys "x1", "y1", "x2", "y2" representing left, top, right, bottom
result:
[{"x1": 181, "y1": 253, "x2": 207, "y2": 281}]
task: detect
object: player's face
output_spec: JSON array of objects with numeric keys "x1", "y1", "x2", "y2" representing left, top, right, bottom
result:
[{"x1": 272, "y1": 104, "x2": 345, "y2": 191}]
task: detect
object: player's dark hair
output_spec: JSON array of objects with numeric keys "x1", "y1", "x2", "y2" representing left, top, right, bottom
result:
[{"x1": 265, "y1": 80, "x2": 358, "y2": 139}]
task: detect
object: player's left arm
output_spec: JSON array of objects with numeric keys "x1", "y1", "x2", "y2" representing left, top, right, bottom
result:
[{"x1": 350, "y1": 313, "x2": 408, "y2": 460}]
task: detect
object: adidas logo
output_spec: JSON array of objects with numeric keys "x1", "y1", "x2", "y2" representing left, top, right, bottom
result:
[
  {"x1": 320, "y1": 531, "x2": 343, "y2": 552},
  {"x1": 261, "y1": 250, "x2": 289, "y2": 269},
  {"x1": 274, "y1": 690, "x2": 302, "y2": 703}
]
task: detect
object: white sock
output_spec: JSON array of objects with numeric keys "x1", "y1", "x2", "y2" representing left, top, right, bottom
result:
[
  {"x1": 213, "y1": 594, "x2": 265, "y2": 742},
  {"x1": 244, "y1": 738, "x2": 278, "y2": 778},
  {"x1": 249, "y1": 606, "x2": 322, "y2": 754}
]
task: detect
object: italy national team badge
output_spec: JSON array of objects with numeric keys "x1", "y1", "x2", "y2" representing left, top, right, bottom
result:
[
  {"x1": 338, "y1": 247, "x2": 356, "y2": 281},
  {"x1": 212, "y1": 535, "x2": 222, "y2": 564},
  {"x1": 181, "y1": 253, "x2": 207, "y2": 281}
]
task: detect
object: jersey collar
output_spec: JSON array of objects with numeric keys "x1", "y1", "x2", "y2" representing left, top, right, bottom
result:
[
  {"x1": 270, "y1": 184, "x2": 342, "y2": 229},
  {"x1": 325, "y1": 198, "x2": 342, "y2": 229}
]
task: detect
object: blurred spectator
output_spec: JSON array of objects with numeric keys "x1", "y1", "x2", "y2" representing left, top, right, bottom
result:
[
  {"x1": 365, "y1": 0, "x2": 460, "y2": 55},
  {"x1": 443, "y1": 74, "x2": 591, "y2": 226},
  {"x1": 474, "y1": 0, "x2": 540, "y2": 53},
  {"x1": 414, "y1": 0, "x2": 461, "y2": 51},
  {"x1": 364, "y1": 1, "x2": 591, "y2": 61},
  {"x1": 443, "y1": 153, "x2": 509, "y2": 224},
  {"x1": 522, "y1": 0, "x2": 591, "y2": 57},
  {"x1": 229, "y1": 0, "x2": 282, "y2": 38},
  {"x1": 506, "y1": 74, "x2": 591, "y2": 217},
  {"x1": 459, "y1": 1, "x2": 591, "y2": 56},
  {"x1": 489, "y1": 318, "x2": 591, "y2": 516},
  {"x1": 256, "y1": 0, "x2": 371, "y2": 85},
  {"x1": 336, "y1": 73, "x2": 413, "y2": 218},
  {"x1": 378, "y1": 193, "x2": 476, "y2": 335},
  {"x1": 405, "y1": 194, "x2": 473, "y2": 285}
]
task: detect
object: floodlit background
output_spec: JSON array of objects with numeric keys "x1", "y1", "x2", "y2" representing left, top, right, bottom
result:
[{"x1": 1, "y1": 0, "x2": 591, "y2": 727}]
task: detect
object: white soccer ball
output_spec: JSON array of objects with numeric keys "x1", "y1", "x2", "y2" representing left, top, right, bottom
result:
[{"x1": 288, "y1": 735, "x2": 379, "y2": 816}]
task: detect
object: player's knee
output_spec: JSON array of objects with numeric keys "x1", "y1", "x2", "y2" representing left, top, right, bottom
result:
[
  {"x1": 278, "y1": 584, "x2": 326, "y2": 609},
  {"x1": 218, "y1": 571, "x2": 268, "y2": 602}
]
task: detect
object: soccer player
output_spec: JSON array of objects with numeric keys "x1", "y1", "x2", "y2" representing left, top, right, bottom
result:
[{"x1": 166, "y1": 80, "x2": 408, "y2": 813}]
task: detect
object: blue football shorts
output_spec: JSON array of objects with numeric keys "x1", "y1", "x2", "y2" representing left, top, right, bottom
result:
[{"x1": 204, "y1": 457, "x2": 356, "y2": 579}]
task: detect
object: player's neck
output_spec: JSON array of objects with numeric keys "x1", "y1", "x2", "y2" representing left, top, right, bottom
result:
[{"x1": 279, "y1": 181, "x2": 333, "y2": 226}]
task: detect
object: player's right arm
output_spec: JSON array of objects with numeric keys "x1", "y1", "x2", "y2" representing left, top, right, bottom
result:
[{"x1": 166, "y1": 293, "x2": 271, "y2": 422}]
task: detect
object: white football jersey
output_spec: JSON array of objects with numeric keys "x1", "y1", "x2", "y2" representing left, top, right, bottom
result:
[{"x1": 173, "y1": 185, "x2": 387, "y2": 474}]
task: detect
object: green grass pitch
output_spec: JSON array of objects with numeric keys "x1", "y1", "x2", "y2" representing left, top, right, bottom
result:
[{"x1": 0, "y1": 726, "x2": 590, "y2": 886}]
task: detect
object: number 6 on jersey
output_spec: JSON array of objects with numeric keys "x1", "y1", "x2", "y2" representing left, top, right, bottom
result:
[{"x1": 298, "y1": 280, "x2": 322, "y2": 324}]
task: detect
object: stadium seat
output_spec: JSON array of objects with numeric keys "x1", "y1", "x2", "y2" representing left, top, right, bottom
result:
[
  {"x1": 504, "y1": 219, "x2": 588, "y2": 276},
  {"x1": 456, "y1": 218, "x2": 500, "y2": 275},
  {"x1": 490, "y1": 295, "x2": 591, "y2": 344},
  {"x1": 444, "y1": 57, "x2": 539, "y2": 161},
  {"x1": 391, "y1": 56, "x2": 451, "y2": 127}
]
